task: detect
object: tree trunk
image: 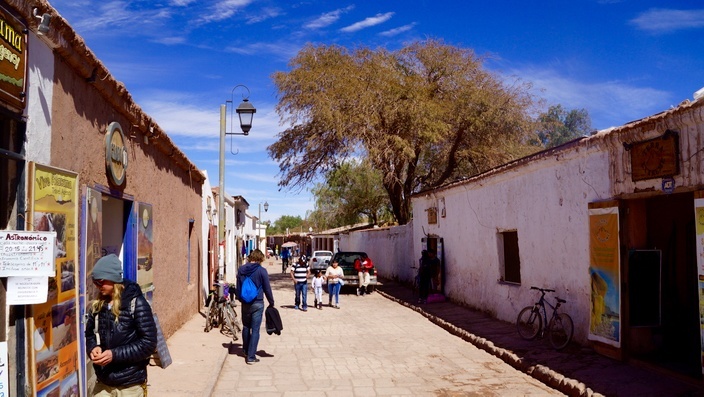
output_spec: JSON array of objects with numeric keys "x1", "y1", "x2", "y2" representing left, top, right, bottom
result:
[{"x1": 386, "y1": 181, "x2": 410, "y2": 225}]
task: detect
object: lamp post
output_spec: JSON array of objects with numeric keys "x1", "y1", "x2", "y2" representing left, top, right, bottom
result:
[
  {"x1": 258, "y1": 201, "x2": 269, "y2": 252},
  {"x1": 218, "y1": 85, "x2": 256, "y2": 280}
]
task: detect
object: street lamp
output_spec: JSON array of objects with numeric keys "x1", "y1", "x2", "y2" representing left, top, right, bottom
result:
[
  {"x1": 258, "y1": 201, "x2": 269, "y2": 252},
  {"x1": 218, "y1": 85, "x2": 256, "y2": 280}
]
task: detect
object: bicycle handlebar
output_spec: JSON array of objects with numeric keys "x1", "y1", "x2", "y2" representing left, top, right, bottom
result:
[{"x1": 530, "y1": 286, "x2": 555, "y2": 293}]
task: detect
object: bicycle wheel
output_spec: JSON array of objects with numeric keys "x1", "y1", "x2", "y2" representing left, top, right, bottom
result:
[
  {"x1": 548, "y1": 313, "x2": 574, "y2": 350},
  {"x1": 204, "y1": 298, "x2": 218, "y2": 332},
  {"x1": 222, "y1": 304, "x2": 240, "y2": 341},
  {"x1": 517, "y1": 306, "x2": 542, "y2": 340}
]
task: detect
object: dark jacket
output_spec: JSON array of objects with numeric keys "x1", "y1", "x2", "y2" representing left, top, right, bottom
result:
[
  {"x1": 235, "y1": 262, "x2": 275, "y2": 305},
  {"x1": 85, "y1": 280, "x2": 157, "y2": 387},
  {"x1": 265, "y1": 306, "x2": 283, "y2": 335}
]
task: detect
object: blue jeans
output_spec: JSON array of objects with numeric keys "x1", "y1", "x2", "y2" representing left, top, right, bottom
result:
[
  {"x1": 241, "y1": 300, "x2": 264, "y2": 361},
  {"x1": 294, "y1": 282, "x2": 308, "y2": 309},
  {"x1": 328, "y1": 282, "x2": 341, "y2": 305}
]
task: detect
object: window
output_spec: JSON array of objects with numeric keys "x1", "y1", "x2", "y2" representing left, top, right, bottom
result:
[{"x1": 499, "y1": 230, "x2": 521, "y2": 284}]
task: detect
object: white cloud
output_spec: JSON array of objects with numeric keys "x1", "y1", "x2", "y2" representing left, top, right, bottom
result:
[
  {"x1": 379, "y1": 23, "x2": 416, "y2": 37},
  {"x1": 139, "y1": 93, "x2": 283, "y2": 144},
  {"x1": 630, "y1": 8, "x2": 704, "y2": 34},
  {"x1": 224, "y1": 41, "x2": 301, "y2": 60},
  {"x1": 504, "y1": 66, "x2": 672, "y2": 129},
  {"x1": 170, "y1": 0, "x2": 196, "y2": 6},
  {"x1": 304, "y1": 6, "x2": 354, "y2": 29},
  {"x1": 247, "y1": 7, "x2": 282, "y2": 24},
  {"x1": 197, "y1": 0, "x2": 254, "y2": 24},
  {"x1": 68, "y1": 1, "x2": 171, "y2": 32},
  {"x1": 340, "y1": 12, "x2": 394, "y2": 33}
]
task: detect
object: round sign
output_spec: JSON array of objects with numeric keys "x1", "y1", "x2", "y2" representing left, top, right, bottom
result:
[
  {"x1": 142, "y1": 207, "x2": 150, "y2": 228},
  {"x1": 105, "y1": 122, "x2": 128, "y2": 186}
]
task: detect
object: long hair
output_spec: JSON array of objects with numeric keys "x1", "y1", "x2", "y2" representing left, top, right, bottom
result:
[{"x1": 90, "y1": 283, "x2": 124, "y2": 322}]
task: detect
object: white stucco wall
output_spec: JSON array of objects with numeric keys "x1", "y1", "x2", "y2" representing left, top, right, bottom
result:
[
  {"x1": 338, "y1": 223, "x2": 414, "y2": 283},
  {"x1": 201, "y1": 172, "x2": 213, "y2": 299},
  {"x1": 412, "y1": 142, "x2": 612, "y2": 343},
  {"x1": 25, "y1": 33, "x2": 54, "y2": 164}
]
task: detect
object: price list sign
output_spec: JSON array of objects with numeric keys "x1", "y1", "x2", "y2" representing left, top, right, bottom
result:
[{"x1": 0, "y1": 231, "x2": 56, "y2": 277}]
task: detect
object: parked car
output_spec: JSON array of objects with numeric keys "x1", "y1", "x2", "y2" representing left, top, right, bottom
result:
[
  {"x1": 329, "y1": 251, "x2": 377, "y2": 292},
  {"x1": 309, "y1": 250, "x2": 333, "y2": 272}
]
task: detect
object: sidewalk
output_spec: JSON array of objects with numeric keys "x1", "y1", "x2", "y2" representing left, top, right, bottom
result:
[
  {"x1": 146, "y1": 257, "x2": 281, "y2": 396},
  {"x1": 147, "y1": 265, "x2": 704, "y2": 396},
  {"x1": 376, "y1": 278, "x2": 704, "y2": 397}
]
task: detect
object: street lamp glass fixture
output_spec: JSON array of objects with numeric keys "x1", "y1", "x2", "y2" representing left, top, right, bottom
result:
[
  {"x1": 263, "y1": 201, "x2": 269, "y2": 212},
  {"x1": 236, "y1": 99, "x2": 256, "y2": 135}
]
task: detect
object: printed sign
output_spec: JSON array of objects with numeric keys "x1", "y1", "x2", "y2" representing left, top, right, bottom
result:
[
  {"x1": 7, "y1": 276, "x2": 49, "y2": 305},
  {"x1": 0, "y1": 231, "x2": 56, "y2": 276}
]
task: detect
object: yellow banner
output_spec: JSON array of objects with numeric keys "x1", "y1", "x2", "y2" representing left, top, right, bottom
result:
[
  {"x1": 29, "y1": 163, "x2": 80, "y2": 397},
  {"x1": 588, "y1": 206, "x2": 621, "y2": 347}
]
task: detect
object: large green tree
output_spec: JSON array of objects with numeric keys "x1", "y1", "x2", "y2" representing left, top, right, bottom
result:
[
  {"x1": 267, "y1": 215, "x2": 303, "y2": 235},
  {"x1": 536, "y1": 105, "x2": 592, "y2": 148},
  {"x1": 308, "y1": 160, "x2": 391, "y2": 230},
  {"x1": 269, "y1": 40, "x2": 539, "y2": 224}
]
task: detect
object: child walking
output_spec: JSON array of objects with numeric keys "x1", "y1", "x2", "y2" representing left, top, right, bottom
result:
[{"x1": 311, "y1": 270, "x2": 326, "y2": 310}]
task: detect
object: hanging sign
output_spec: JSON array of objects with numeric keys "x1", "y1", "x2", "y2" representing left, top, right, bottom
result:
[
  {"x1": 0, "y1": 4, "x2": 27, "y2": 109},
  {"x1": 105, "y1": 121, "x2": 128, "y2": 186},
  {"x1": 0, "y1": 230, "x2": 55, "y2": 276}
]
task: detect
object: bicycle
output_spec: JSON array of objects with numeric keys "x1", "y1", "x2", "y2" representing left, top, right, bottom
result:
[
  {"x1": 516, "y1": 286, "x2": 574, "y2": 350},
  {"x1": 204, "y1": 282, "x2": 241, "y2": 341}
]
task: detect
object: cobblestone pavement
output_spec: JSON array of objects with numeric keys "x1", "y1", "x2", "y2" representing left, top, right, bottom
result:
[
  {"x1": 148, "y1": 259, "x2": 704, "y2": 396},
  {"x1": 377, "y1": 278, "x2": 704, "y2": 397}
]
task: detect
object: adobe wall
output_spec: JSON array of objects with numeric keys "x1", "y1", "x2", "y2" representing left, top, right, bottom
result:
[{"x1": 48, "y1": 53, "x2": 203, "y2": 338}]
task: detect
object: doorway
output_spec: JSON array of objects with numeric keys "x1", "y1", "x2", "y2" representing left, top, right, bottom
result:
[
  {"x1": 421, "y1": 236, "x2": 444, "y2": 294},
  {"x1": 624, "y1": 192, "x2": 700, "y2": 378}
]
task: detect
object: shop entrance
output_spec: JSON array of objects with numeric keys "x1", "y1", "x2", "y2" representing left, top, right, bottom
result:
[
  {"x1": 623, "y1": 192, "x2": 700, "y2": 378},
  {"x1": 83, "y1": 188, "x2": 136, "y2": 395},
  {"x1": 421, "y1": 236, "x2": 444, "y2": 294}
]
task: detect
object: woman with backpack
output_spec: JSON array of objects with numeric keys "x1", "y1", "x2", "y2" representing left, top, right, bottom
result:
[
  {"x1": 84, "y1": 254, "x2": 157, "y2": 396},
  {"x1": 235, "y1": 249, "x2": 275, "y2": 364}
]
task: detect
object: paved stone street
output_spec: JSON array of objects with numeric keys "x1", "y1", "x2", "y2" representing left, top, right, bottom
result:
[
  {"x1": 208, "y1": 264, "x2": 562, "y2": 396},
  {"x1": 148, "y1": 258, "x2": 704, "y2": 396}
]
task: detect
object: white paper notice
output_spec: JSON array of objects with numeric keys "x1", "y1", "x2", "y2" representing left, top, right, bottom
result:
[
  {"x1": 0, "y1": 230, "x2": 56, "y2": 277},
  {"x1": 7, "y1": 276, "x2": 48, "y2": 305}
]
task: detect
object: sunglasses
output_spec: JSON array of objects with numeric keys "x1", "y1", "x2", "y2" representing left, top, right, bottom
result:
[{"x1": 93, "y1": 279, "x2": 109, "y2": 287}]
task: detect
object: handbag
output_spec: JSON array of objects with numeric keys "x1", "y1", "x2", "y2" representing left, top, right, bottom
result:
[
  {"x1": 129, "y1": 298, "x2": 172, "y2": 369},
  {"x1": 151, "y1": 313, "x2": 172, "y2": 368},
  {"x1": 338, "y1": 278, "x2": 345, "y2": 286}
]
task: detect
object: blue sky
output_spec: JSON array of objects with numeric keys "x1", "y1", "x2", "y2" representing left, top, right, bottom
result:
[{"x1": 49, "y1": 0, "x2": 704, "y2": 223}]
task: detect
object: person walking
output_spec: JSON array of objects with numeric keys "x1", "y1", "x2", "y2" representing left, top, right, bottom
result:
[
  {"x1": 418, "y1": 249, "x2": 440, "y2": 303},
  {"x1": 311, "y1": 270, "x2": 326, "y2": 310},
  {"x1": 290, "y1": 256, "x2": 310, "y2": 311},
  {"x1": 325, "y1": 260, "x2": 344, "y2": 309},
  {"x1": 281, "y1": 248, "x2": 290, "y2": 273},
  {"x1": 235, "y1": 249, "x2": 275, "y2": 365},
  {"x1": 85, "y1": 254, "x2": 157, "y2": 396}
]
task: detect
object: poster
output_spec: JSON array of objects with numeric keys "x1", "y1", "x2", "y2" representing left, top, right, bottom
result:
[
  {"x1": 694, "y1": 197, "x2": 704, "y2": 373},
  {"x1": 137, "y1": 203, "x2": 154, "y2": 292},
  {"x1": 28, "y1": 163, "x2": 80, "y2": 397},
  {"x1": 588, "y1": 206, "x2": 621, "y2": 347}
]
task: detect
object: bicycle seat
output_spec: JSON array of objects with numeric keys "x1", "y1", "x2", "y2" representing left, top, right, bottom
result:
[{"x1": 556, "y1": 297, "x2": 566, "y2": 304}]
